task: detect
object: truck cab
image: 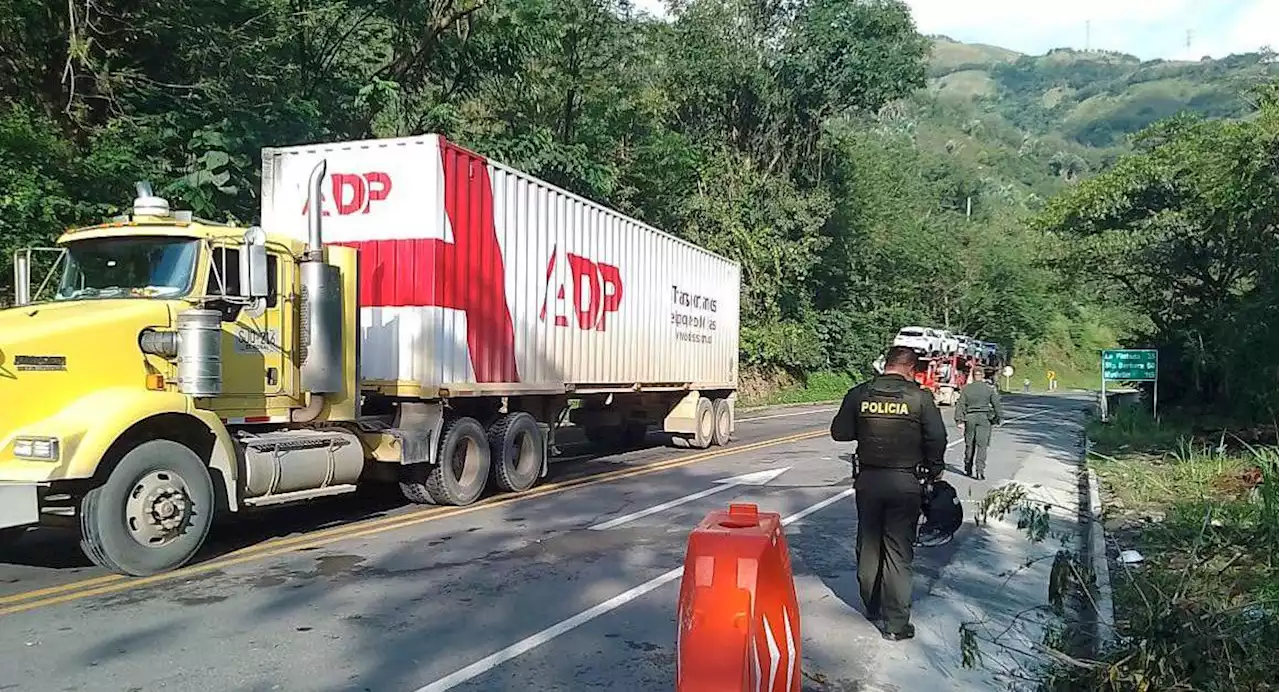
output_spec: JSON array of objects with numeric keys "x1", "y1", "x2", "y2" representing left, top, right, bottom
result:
[{"x1": 1, "y1": 177, "x2": 361, "y2": 575}]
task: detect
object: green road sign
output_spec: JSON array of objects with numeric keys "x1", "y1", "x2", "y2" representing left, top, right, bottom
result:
[{"x1": 1102, "y1": 349, "x2": 1158, "y2": 381}]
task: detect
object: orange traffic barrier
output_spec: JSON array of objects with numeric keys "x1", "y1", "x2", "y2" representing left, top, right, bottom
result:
[{"x1": 675, "y1": 503, "x2": 801, "y2": 692}]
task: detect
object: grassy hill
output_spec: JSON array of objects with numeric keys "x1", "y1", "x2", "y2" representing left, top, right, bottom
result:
[
  {"x1": 909, "y1": 36, "x2": 1275, "y2": 207},
  {"x1": 925, "y1": 35, "x2": 1273, "y2": 143},
  {"x1": 881, "y1": 36, "x2": 1276, "y2": 390}
]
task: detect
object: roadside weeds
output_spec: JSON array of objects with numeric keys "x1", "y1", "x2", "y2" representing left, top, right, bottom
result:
[
  {"x1": 959, "y1": 403, "x2": 1278, "y2": 691},
  {"x1": 1078, "y1": 409, "x2": 1278, "y2": 692}
]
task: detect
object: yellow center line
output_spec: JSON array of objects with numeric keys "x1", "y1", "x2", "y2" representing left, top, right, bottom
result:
[{"x1": 0, "y1": 428, "x2": 827, "y2": 616}]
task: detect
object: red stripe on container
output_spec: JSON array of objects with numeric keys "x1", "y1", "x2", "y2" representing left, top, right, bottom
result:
[{"x1": 329, "y1": 140, "x2": 519, "y2": 383}]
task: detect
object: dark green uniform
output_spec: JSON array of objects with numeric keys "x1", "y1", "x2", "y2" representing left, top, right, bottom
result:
[
  {"x1": 831, "y1": 374, "x2": 948, "y2": 639},
  {"x1": 954, "y1": 378, "x2": 1003, "y2": 479}
]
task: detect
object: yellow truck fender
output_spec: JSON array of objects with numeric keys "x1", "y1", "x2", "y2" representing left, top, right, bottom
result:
[{"x1": 19, "y1": 387, "x2": 240, "y2": 511}]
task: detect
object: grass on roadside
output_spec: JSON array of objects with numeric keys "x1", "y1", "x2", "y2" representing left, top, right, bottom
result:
[
  {"x1": 738, "y1": 370, "x2": 856, "y2": 407},
  {"x1": 1049, "y1": 405, "x2": 1279, "y2": 692}
]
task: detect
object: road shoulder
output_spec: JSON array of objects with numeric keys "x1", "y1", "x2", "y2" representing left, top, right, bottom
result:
[{"x1": 796, "y1": 407, "x2": 1086, "y2": 691}]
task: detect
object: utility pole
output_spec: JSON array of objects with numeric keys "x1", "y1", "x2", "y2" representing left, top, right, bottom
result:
[
  {"x1": 1085, "y1": 20, "x2": 1091, "y2": 52},
  {"x1": 1186, "y1": 29, "x2": 1193, "y2": 60}
]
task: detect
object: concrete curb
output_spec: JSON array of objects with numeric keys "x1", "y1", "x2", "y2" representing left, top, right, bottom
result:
[{"x1": 1086, "y1": 464, "x2": 1115, "y2": 654}]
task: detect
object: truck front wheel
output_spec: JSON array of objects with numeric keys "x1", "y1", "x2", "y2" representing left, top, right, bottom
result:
[{"x1": 79, "y1": 439, "x2": 215, "y2": 576}]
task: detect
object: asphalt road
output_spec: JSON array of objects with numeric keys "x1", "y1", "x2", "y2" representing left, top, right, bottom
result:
[{"x1": 0, "y1": 393, "x2": 1083, "y2": 692}]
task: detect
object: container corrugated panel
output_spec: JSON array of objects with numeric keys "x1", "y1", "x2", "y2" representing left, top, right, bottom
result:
[{"x1": 261, "y1": 134, "x2": 740, "y2": 394}]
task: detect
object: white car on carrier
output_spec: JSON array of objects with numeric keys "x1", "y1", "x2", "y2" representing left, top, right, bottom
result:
[
  {"x1": 938, "y1": 330, "x2": 959, "y2": 354},
  {"x1": 893, "y1": 326, "x2": 941, "y2": 355}
]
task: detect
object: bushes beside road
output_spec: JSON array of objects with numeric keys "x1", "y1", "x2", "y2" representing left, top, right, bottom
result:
[{"x1": 1056, "y1": 406, "x2": 1279, "y2": 692}]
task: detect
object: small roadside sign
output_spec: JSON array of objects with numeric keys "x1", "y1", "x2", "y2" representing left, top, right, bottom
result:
[
  {"x1": 1102, "y1": 349, "x2": 1158, "y2": 381},
  {"x1": 1100, "y1": 349, "x2": 1159, "y2": 419}
]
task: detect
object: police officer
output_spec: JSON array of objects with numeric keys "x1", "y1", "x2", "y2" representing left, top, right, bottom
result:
[
  {"x1": 955, "y1": 367, "x2": 1003, "y2": 480},
  {"x1": 831, "y1": 346, "x2": 948, "y2": 641}
]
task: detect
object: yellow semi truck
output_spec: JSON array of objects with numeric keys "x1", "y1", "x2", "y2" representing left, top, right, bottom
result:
[{"x1": 0, "y1": 134, "x2": 741, "y2": 576}]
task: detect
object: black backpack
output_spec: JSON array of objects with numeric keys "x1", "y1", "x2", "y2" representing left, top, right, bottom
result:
[{"x1": 920, "y1": 479, "x2": 963, "y2": 539}]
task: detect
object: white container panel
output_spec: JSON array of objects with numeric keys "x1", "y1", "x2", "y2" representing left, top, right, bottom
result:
[{"x1": 261, "y1": 134, "x2": 740, "y2": 393}]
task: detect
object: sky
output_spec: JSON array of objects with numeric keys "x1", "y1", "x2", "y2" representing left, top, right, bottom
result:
[{"x1": 630, "y1": 0, "x2": 1278, "y2": 61}]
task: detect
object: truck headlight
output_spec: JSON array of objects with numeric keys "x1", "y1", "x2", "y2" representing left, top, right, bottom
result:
[{"x1": 13, "y1": 437, "x2": 60, "y2": 461}]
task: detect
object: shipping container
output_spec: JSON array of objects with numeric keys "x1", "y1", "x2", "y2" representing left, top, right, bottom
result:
[
  {"x1": 0, "y1": 133, "x2": 745, "y2": 578},
  {"x1": 261, "y1": 135, "x2": 740, "y2": 397}
]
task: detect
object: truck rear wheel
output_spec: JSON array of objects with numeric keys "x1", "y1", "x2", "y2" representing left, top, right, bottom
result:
[
  {"x1": 488, "y1": 412, "x2": 543, "y2": 494},
  {"x1": 415, "y1": 417, "x2": 491, "y2": 506},
  {"x1": 79, "y1": 439, "x2": 215, "y2": 576},
  {"x1": 711, "y1": 399, "x2": 732, "y2": 446},
  {"x1": 622, "y1": 423, "x2": 649, "y2": 447},
  {"x1": 690, "y1": 397, "x2": 714, "y2": 449}
]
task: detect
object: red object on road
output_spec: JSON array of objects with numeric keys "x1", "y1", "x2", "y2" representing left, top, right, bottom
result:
[
  {"x1": 675, "y1": 503, "x2": 802, "y2": 692},
  {"x1": 915, "y1": 352, "x2": 980, "y2": 406}
]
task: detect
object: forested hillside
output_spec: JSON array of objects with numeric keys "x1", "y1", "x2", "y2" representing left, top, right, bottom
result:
[{"x1": 1, "y1": 0, "x2": 1274, "y2": 412}]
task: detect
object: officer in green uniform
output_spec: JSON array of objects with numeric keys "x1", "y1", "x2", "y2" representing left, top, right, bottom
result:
[
  {"x1": 831, "y1": 346, "x2": 948, "y2": 641},
  {"x1": 955, "y1": 368, "x2": 1003, "y2": 480}
]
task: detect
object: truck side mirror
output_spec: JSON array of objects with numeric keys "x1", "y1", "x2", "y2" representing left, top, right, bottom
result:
[
  {"x1": 12, "y1": 247, "x2": 67, "y2": 306},
  {"x1": 239, "y1": 226, "x2": 269, "y2": 299}
]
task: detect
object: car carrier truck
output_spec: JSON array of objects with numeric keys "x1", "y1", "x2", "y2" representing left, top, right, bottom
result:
[{"x1": 0, "y1": 134, "x2": 741, "y2": 576}]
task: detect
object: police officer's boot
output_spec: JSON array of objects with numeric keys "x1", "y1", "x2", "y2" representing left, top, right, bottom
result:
[{"x1": 882, "y1": 623, "x2": 916, "y2": 641}]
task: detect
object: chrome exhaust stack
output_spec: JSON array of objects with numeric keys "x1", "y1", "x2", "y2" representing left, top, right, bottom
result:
[{"x1": 299, "y1": 159, "x2": 342, "y2": 396}]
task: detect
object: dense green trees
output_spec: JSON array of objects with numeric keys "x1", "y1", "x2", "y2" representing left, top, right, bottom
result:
[
  {"x1": 1040, "y1": 86, "x2": 1278, "y2": 417},
  {"x1": 1, "y1": 0, "x2": 1273, "y2": 409}
]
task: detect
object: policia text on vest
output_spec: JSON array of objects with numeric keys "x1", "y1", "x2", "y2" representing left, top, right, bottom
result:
[
  {"x1": 830, "y1": 356, "x2": 948, "y2": 642},
  {"x1": 954, "y1": 372, "x2": 1003, "y2": 480}
]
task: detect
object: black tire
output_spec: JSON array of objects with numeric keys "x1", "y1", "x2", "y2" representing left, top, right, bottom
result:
[
  {"x1": 0, "y1": 527, "x2": 28, "y2": 550},
  {"x1": 398, "y1": 469, "x2": 434, "y2": 505},
  {"x1": 690, "y1": 397, "x2": 714, "y2": 450},
  {"x1": 711, "y1": 399, "x2": 732, "y2": 446},
  {"x1": 79, "y1": 439, "x2": 215, "y2": 576},
  {"x1": 584, "y1": 425, "x2": 625, "y2": 450},
  {"x1": 622, "y1": 422, "x2": 649, "y2": 448},
  {"x1": 488, "y1": 413, "x2": 544, "y2": 494},
  {"x1": 424, "y1": 417, "x2": 491, "y2": 506}
]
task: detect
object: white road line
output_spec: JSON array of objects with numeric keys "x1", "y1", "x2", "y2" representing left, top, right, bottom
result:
[
  {"x1": 780, "y1": 487, "x2": 855, "y2": 526},
  {"x1": 413, "y1": 488, "x2": 855, "y2": 692},
  {"x1": 739, "y1": 407, "x2": 838, "y2": 423},
  {"x1": 592, "y1": 406, "x2": 1045, "y2": 529},
  {"x1": 589, "y1": 467, "x2": 791, "y2": 531}
]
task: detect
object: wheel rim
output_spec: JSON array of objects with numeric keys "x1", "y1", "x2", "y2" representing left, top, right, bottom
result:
[
  {"x1": 716, "y1": 408, "x2": 730, "y2": 439},
  {"x1": 699, "y1": 407, "x2": 714, "y2": 440},
  {"x1": 125, "y1": 470, "x2": 194, "y2": 548},
  {"x1": 451, "y1": 437, "x2": 483, "y2": 488},
  {"x1": 510, "y1": 430, "x2": 538, "y2": 476}
]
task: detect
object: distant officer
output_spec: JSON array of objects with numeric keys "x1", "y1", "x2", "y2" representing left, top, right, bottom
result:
[
  {"x1": 831, "y1": 346, "x2": 948, "y2": 642},
  {"x1": 955, "y1": 368, "x2": 1003, "y2": 480}
]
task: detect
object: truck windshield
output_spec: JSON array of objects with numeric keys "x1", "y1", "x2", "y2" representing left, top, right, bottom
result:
[{"x1": 54, "y1": 237, "x2": 200, "y2": 301}]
